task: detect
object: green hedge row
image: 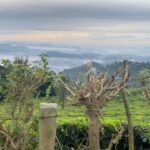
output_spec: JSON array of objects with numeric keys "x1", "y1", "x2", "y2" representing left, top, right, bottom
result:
[
  {"x1": 26, "y1": 115, "x2": 150, "y2": 149},
  {"x1": 55, "y1": 124, "x2": 150, "y2": 150},
  {"x1": 0, "y1": 116, "x2": 149, "y2": 150}
]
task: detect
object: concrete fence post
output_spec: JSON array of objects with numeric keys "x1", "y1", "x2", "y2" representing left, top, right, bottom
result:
[{"x1": 39, "y1": 103, "x2": 57, "y2": 150}]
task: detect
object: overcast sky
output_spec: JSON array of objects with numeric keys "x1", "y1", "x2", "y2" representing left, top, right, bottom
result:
[{"x1": 0, "y1": 0, "x2": 150, "y2": 51}]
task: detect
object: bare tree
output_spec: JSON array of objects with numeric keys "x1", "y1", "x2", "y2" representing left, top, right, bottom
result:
[{"x1": 60, "y1": 61, "x2": 129, "y2": 150}]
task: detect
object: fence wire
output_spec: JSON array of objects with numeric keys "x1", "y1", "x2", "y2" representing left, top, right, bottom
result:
[
  {"x1": 56, "y1": 113, "x2": 150, "y2": 118},
  {"x1": 0, "y1": 113, "x2": 150, "y2": 121}
]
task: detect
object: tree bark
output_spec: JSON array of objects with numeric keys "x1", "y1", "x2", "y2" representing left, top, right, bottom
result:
[{"x1": 87, "y1": 107, "x2": 100, "y2": 150}]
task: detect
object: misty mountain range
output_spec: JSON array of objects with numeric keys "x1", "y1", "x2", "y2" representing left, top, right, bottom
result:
[
  {"x1": 0, "y1": 42, "x2": 150, "y2": 72},
  {"x1": 63, "y1": 61, "x2": 150, "y2": 87}
]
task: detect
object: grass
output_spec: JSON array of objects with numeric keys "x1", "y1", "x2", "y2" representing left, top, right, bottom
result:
[
  {"x1": 0, "y1": 88, "x2": 149, "y2": 149},
  {"x1": 54, "y1": 88, "x2": 149, "y2": 127},
  {"x1": 0, "y1": 88, "x2": 150, "y2": 129}
]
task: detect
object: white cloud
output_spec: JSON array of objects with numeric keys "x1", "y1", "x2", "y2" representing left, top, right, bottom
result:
[
  {"x1": 0, "y1": 0, "x2": 150, "y2": 54},
  {"x1": 1, "y1": 0, "x2": 150, "y2": 31}
]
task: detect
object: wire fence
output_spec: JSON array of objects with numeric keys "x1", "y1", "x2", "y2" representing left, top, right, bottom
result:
[
  {"x1": 0, "y1": 112, "x2": 150, "y2": 121},
  {"x1": 57, "y1": 113, "x2": 150, "y2": 117}
]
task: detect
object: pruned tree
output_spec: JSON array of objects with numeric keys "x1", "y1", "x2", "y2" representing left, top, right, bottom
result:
[{"x1": 59, "y1": 61, "x2": 129, "y2": 150}]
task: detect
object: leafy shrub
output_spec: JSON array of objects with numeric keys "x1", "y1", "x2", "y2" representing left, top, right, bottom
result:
[{"x1": 56, "y1": 123, "x2": 150, "y2": 150}]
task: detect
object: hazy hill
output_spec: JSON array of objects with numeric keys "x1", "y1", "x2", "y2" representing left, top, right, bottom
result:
[
  {"x1": 1, "y1": 42, "x2": 150, "y2": 72},
  {"x1": 63, "y1": 61, "x2": 150, "y2": 87}
]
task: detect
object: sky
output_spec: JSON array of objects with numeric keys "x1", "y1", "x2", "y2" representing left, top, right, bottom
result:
[{"x1": 0, "y1": 0, "x2": 150, "y2": 54}]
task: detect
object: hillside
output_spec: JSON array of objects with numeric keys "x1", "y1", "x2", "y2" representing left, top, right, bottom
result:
[{"x1": 63, "y1": 61, "x2": 150, "y2": 87}]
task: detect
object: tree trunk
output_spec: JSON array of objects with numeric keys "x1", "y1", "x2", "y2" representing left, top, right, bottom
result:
[
  {"x1": 87, "y1": 107, "x2": 100, "y2": 150},
  {"x1": 122, "y1": 89, "x2": 134, "y2": 150}
]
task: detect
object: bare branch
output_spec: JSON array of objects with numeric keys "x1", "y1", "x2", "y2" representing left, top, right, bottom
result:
[
  {"x1": 58, "y1": 78, "x2": 75, "y2": 96},
  {"x1": 106, "y1": 127, "x2": 124, "y2": 150}
]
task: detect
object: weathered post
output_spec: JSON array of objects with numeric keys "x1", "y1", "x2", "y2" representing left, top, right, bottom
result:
[{"x1": 39, "y1": 103, "x2": 57, "y2": 150}]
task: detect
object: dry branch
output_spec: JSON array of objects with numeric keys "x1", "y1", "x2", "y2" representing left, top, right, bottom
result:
[
  {"x1": 106, "y1": 127, "x2": 124, "y2": 150},
  {"x1": 143, "y1": 88, "x2": 150, "y2": 103},
  {"x1": 0, "y1": 126, "x2": 16, "y2": 150}
]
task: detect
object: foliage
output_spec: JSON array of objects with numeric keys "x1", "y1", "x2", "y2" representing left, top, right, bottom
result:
[
  {"x1": 56, "y1": 123, "x2": 150, "y2": 150},
  {"x1": 0, "y1": 55, "x2": 53, "y2": 149},
  {"x1": 0, "y1": 55, "x2": 150, "y2": 149},
  {"x1": 139, "y1": 69, "x2": 150, "y2": 86},
  {"x1": 0, "y1": 88, "x2": 149, "y2": 149}
]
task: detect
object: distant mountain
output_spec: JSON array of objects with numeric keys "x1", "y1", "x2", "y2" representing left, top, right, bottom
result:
[
  {"x1": 0, "y1": 43, "x2": 43, "y2": 56},
  {"x1": 0, "y1": 43, "x2": 30, "y2": 53},
  {"x1": 44, "y1": 51, "x2": 101, "y2": 59},
  {"x1": 45, "y1": 51, "x2": 150, "y2": 62},
  {"x1": 1, "y1": 42, "x2": 150, "y2": 72},
  {"x1": 63, "y1": 61, "x2": 150, "y2": 87}
]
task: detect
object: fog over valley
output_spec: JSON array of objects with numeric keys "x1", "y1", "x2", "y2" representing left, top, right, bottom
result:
[{"x1": 0, "y1": 42, "x2": 150, "y2": 72}]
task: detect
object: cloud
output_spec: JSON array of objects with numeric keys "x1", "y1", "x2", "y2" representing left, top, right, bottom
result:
[
  {"x1": 0, "y1": 0, "x2": 150, "y2": 31},
  {"x1": 0, "y1": 31, "x2": 150, "y2": 49},
  {"x1": 0, "y1": 31, "x2": 90, "y2": 42},
  {"x1": 0, "y1": 0, "x2": 150, "y2": 51}
]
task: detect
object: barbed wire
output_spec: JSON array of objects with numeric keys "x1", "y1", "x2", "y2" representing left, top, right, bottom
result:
[
  {"x1": 0, "y1": 113, "x2": 150, "y2": 121},
  {"x1": 56, "y1": 113, "x2": 150, "y2": 118}
]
